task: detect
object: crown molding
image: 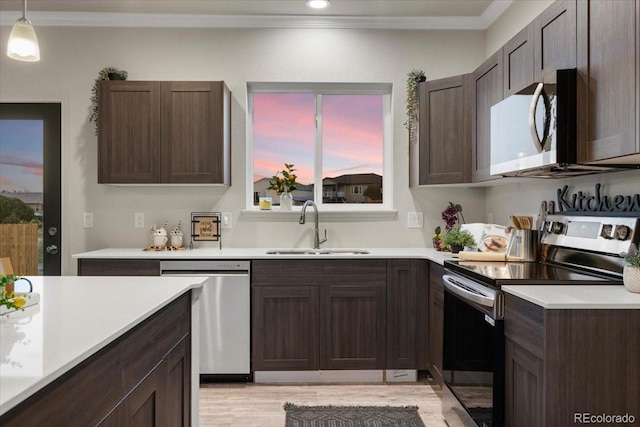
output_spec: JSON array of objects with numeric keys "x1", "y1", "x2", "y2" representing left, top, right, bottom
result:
[{"x1": 0, "y1": 1, "x2": 512, "y2": 30}]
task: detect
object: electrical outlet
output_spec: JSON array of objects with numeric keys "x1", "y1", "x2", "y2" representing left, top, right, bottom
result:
[
  {"x1": 407, "y1": 212, "x2": 423, "y2": 229},
  {"x1": 221, "y1": 212, "x2": 232, "y2": 229},
  {"x1": 83, "y1": 212, "x2": 94, "y2": 229},
  {"x1": 134, "y1": 212, "x2": 145, "y2": 228}
]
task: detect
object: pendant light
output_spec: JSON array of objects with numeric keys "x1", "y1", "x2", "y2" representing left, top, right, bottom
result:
[{"x1": 7, "y1": 0, "x2": 40, "y2": 62}]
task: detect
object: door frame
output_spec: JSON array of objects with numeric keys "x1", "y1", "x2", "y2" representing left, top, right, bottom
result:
[{"x1": 0, "y1": 95, "x2": 68, "y2": 275}]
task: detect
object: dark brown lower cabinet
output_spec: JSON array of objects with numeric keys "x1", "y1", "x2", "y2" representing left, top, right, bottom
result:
[
  {"x1": 252, "y1": 285, "x2": 320, "y2": 371},
  {"x1": 252, "y1": 259, "x2": 389, "y2": 371},
  {"x1": 0, "y1": 292, "x2": 191, "y2": 427},
  {"x1": 505, "y1": 293, "x2": 640, "y2": 426},
  {"x1": 387, "y1": 260, "x2": 428, "y2": 370},
  {"x1": 428, "y1": 262, "x2": 444, "y2": 386},
  {"x1": 321, "y1": 284, "x2": 387, "y2": 370},
  {"x1": 504, "y1": 339, "x2": 543, "y2": 427},
  {"x1": 100, "y1": 336, "x2": 190, "y2": 427}
]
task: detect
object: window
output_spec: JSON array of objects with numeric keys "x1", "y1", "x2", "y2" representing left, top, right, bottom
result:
[{"x1": 247, "y1": 83, "x2": 392, "y2": 211}]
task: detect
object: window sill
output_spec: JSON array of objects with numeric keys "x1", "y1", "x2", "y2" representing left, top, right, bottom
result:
[{"x1": 240, "y1": 208, "x2": 398, "y2": 222}]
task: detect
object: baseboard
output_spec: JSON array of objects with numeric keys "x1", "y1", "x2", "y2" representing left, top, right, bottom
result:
[
  {"x1": 254, "y1": 370, "x2": 384, "y2": 383},
  {"x1": 254, "y1": 369, "x2": 418, "y2": 384}
]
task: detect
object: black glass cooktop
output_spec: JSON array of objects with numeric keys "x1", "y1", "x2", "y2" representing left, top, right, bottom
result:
[{"x1": 444, "y1": 260, "x2": 622, "y2": 287}]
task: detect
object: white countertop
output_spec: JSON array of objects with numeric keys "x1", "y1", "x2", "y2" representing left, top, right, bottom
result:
[
  {"x1": 0, "y1": 276, "x2": 206, "y2": 416},
  {"x1": 502, "y1": 285, "x2": 640, "y2": 309},
  {"x1": 73, "y1": 247, "x2": 455, "y2": 265}
]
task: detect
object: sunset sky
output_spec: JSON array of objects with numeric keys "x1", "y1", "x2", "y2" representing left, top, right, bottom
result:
[
  {"x1": 0, "y1": 119, "x2": 44, "y2": 193},
  {"x1": 253, "y1": 93, "x2": 383, "y2": 185}
]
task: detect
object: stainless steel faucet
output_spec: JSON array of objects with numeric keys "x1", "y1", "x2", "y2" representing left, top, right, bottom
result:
[{"x1": 299, "y1": 200, "x2": 327, "y2": 249}]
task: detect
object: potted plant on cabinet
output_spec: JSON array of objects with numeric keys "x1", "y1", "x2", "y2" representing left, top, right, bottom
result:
[
  {"x1": 442, "y1": 227, "x2": 476, "y2": 254},
  {"x1": 405, "y1": 69, "x2": 426, "y2": 145},
  {"x1": 624, "y1": 243, "x2": 640, "y2": 293},
  {"x1": 90, "y1": 66, "x2": 128, "y2": 135}
]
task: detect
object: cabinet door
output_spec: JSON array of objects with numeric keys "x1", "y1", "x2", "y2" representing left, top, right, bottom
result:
[
  {"x1": 534, "y1": 0, "x2": 577, "y2": 82},
  {"x1": 158, "y1": 337, "x2": 191, "y2": 427},
  {"x1": 505, "y1": 338, "x2": 544, "y2": 427},
  {"x1": 416, "y1": 75, "x2": 472, "y2": 185},
  {"x1": 320, "y1": 285, "x2": 387, "y2": 370},
  {"x1": 98, "y1": 81, "x2": 162, "y2": 183},
  {"x1": 503, "y1": 24, "x2": 535, "y2": 96},
  {"x1": 472, "y1": 50, "x2": 503, "y2": 183},
  {"x1": 386, "y1": 260, "x2": 421, "y2": 369},
  {"x1": 125, "y1": 368, "x2": 161, "y2": 427},
  {"x1": 428, "y1": 262, "x2": 444, "y2": 386},
  {"x1": 252, "y1": 285, "x2": 320, "y2": 370},
  {"x1": 161, "y1": 81, "x2": 231, "y2": 184},
  {"x1": 577, "y1": 0, "x2": 639, "y2": 162}
]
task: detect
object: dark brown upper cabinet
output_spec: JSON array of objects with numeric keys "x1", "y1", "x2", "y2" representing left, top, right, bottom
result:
[
  {"x1": 98, "y1": 81, "x2": 231, "y2": 185},
  {"x1": 503, "y1": 24, "x2": 535, "y2": 97},
  {"x1": 533, "y1": 0, "x2": 577, "y2": 82},
  {"x1": 577, "y1": 0, "x2": 640, "y2": 164},
  {"x1": 412, "y1": 75, "x2": 472, "y2": 185},
  {"x1": 472, "y1": 50, "x2": 503, "y2": 183}
]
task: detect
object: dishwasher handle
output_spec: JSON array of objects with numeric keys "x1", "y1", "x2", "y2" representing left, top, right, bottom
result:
[{"x1": 161, "y1": 270, "x2": 249, "y2": 277}]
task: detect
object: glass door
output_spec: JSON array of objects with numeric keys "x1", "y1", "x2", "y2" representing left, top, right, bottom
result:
[{"x1": 0, "y1": 103, "x2": 61, "y2": 276}]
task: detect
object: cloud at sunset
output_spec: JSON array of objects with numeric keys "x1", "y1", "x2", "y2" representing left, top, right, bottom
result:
[
  {"x1": 0, "y1": 119, "x2": 44, "y2": 192},
  {"x1": 252, "y1": 92, "x2": 383, "y2": 186}
]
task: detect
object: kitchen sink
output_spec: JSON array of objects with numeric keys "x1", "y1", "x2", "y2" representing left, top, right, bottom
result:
[{"x1": 265, "y1": 249, "x2": 370, "y2": 255}]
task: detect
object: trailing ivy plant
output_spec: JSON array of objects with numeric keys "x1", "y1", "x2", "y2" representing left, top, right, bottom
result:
[
  {"x1": 90, "y1": 66, "x2": 128, "y2": 135},
  {"x1": 404, "y1": 69, "x2": 426, "y2": 145}
]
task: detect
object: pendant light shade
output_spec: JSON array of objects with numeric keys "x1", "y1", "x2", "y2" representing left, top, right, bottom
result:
[{"x1": 7, "y1": 0, "x2": 40, "y2": 62}]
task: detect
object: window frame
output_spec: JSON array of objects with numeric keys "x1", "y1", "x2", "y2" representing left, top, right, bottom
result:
[{"x1": 246, "y1": 82, "x2": 393, "y2": 212}]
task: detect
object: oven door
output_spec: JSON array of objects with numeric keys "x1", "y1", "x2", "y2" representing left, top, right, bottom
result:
[{"x1": 442, "y1": 273, "x2": 504, "y2": 427}]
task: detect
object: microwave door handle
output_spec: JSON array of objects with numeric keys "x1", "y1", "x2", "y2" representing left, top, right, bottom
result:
[{"x1": 529, "y1": 83, "x2": 545, "y2": 153}]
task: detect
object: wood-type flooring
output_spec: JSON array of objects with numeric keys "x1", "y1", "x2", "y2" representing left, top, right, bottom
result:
[{"x1": 199, "y1": 381, "x2": 446, "y2": 426}]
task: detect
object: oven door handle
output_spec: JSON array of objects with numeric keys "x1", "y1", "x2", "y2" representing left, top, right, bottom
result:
[{"x1": 442, "y1": 274, "x2": 495, "y2": 308}]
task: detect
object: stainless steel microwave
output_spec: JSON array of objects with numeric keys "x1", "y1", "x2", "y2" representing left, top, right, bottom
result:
[{"x1": 490, "y1": 69, "x2": 577, "y2": 177}]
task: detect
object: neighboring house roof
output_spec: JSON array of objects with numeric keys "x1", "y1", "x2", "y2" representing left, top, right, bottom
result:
[{"x1": 323, "y1": 173, "x2": 382, "y2": 185}]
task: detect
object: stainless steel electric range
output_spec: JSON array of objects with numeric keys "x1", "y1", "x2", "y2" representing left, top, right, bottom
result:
[{"x1": 440, "y1": 214, "x2": 639, "y2": 427}]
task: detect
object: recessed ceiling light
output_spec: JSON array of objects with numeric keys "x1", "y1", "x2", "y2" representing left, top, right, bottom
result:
[{"x1": 306, "y1": 0, "x2": 331, "y2": 10}]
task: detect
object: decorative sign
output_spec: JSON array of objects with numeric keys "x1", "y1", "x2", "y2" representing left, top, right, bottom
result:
[
  {"x1": 191, "y1": 212, "x2": 221, "y2": 242},
  {"x1": 557, "y1": 183, "x2": 640, "y2": 214}
]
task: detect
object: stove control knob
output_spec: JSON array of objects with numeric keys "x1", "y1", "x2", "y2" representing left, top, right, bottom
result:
[
  {"x1": 544, "y1": 221, "x2": 553, "y2": 233},
  {"x1": 614, "y1": 225, "x2": 632, "y2": 241},
  {"x1": 600, "y1": 224, "x2": 614, "y2": 240},
  {"x1": 552, "y1": 221, "x2": 565, "y2": 234}
]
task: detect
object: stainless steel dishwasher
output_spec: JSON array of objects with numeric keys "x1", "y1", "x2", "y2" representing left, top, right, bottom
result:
[{"x1": 160, "y1": 260, "x2": 251, "y2": 382}]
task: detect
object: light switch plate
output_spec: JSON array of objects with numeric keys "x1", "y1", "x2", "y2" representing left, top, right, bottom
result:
[
  {"x1": 83, "y1": 212, "x2": 94, "y2": 229},
  {"x1": 407, "y1": 212, "x2": 423, "y2": 229},
  {"x1": 221, "y1": 212, "x2": 232, "y2": 229}
]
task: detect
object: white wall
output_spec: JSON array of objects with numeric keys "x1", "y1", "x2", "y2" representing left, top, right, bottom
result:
[
  {"x1": 0, "y1": 25, "x2": 488, "y2": 274},
  {"x1": 484, "y1": 0, "x2": 640, "y2": 226},
  {"x1": 485, "y1": 0, "x2": 553, "y2": 57}
]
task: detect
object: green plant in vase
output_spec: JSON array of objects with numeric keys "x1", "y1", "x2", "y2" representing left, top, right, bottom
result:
[
  {"x1": 442, "y1": 227, "x2": 476, "y2": 254},
  {"x1": 0, "y1": 274, "x2": 27, "y2": 310}
]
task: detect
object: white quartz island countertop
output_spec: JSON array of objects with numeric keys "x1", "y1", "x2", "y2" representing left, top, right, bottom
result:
[
  {"x1": 0, "y1": 276, "x2": 206, "y2": 416},
  {"x1": 72, "y1": 247, "x2": 455, "y2": 265},
  {"x1": 502, "y1": 285, "x2": 640, "y2": 309}
]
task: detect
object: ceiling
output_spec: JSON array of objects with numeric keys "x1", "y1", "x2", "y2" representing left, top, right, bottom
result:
[{"x1": 0, "y1": 0, "x2": 513, "y2": 29}]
